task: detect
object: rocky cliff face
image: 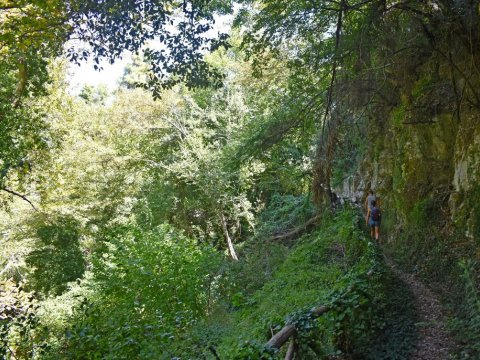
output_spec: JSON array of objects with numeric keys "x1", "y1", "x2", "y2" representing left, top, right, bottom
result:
[
  {"x1": 337, "y1": 97, "x2": 479, "y2": 246},
  {"x1": 450, "y1": 112, "x2": 480, "y2": 241},
  {"x1": 322, "y1": 5, "x2": 480, "y2": 354}
]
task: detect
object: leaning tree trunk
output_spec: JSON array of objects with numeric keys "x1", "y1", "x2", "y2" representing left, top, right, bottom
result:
[{"x1": 219, "y1": 213, "x2": 239, "y2": 261}]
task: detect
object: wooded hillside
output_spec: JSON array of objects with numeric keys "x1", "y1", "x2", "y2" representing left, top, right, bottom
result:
[{"x1": 1, "y1": 1, "x2": 479, "y2": 359}]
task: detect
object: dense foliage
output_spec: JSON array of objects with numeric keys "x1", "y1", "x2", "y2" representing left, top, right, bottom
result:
[{"x1": 1, "y1": 0, "x2": 480, "y2": 359}]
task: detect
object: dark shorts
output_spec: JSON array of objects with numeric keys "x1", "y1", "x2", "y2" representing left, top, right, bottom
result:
[{"x1": 369, "y1": 219, "x2": 381, "y2": 227}]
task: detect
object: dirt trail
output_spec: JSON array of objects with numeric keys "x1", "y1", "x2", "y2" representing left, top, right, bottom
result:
[{"x1": 385, "y1": 257, "x2": 453, "y2": 360}]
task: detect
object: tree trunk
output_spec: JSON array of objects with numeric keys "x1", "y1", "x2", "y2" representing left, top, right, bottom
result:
[
  {"x1": 14, "y1": 60, "x2": 27, "y2": 107},
  {"x1": 220, "y1": 213, "x2": 239, "y2": 261},
  {"x1": 267, "y1": 305, "x2": 329, "y2": 349},
  {"x1": 267, "y1": 324, "x2": 296, "y2": 349}
]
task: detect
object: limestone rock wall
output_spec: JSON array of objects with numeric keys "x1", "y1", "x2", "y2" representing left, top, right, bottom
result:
[{"x1": 338, "y1": 108, "x2": 480, "y2": 243}]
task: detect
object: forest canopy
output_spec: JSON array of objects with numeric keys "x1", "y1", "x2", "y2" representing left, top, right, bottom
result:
[{"x1": 1, "y1": 1, "x2": 480, "y2": 359}]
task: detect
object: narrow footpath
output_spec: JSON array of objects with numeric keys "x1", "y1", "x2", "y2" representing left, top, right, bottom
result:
[{"x1": 385, "y1": 257, "x2": 453, "y2": 360}]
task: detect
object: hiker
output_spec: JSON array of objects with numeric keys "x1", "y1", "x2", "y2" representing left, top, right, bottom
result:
[
  {"x1": 364, "y1": 189, "x2": 376, "y2": 213},
  {"x1": 366, "y1": 199, "x2": 381, "y2": 242}
]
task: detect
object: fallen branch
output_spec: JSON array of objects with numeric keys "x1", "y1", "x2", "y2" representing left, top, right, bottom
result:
[
  {"x1": 284, "y1": 339, "x2": 296, "y2": 360},
  {"x1": 265, "y1": 269, "x2": 375, "y2": 351},
  {"x1": 2, "y1": 187, "x2": 37, "y2": 211},
  {"x1": 267, "y1": 305, "x2": 329, "y2": 350},
  {"x1": 268, "y1": 215, "x2": 321, "y2": 243}
]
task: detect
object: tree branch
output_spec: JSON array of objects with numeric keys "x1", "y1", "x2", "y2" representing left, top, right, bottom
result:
[
  {"x1": 284, "y1": 339, "x2": 297, "y2": 360},
  {"x1": 0, "y1": 261, "x2": 12, "y2": 277},
  {"x1": 266, "y1": 305, "x2": 329, "y2": 349},
  {"x1": 321, "y1": 0, "x2": 344, "y2": 132},
  {"x1": 268, "y1": 215, "x2": 321, "y2": 243},
  {"x1": 1, "y1": 187, "x2": 37, "y2": 211}
]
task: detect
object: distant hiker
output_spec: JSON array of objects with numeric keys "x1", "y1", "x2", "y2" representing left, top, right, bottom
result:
[
  {"x1": 366, "y1": 199, "x2": 381, "y2": 242},
  {"x1": 365, "y1": 189, "x2": 377, "y2": 212}
]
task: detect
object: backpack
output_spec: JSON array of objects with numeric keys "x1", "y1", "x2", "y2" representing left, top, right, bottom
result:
[{"x1": 372, "y1": 207, "x2": 381, "y2": 221}]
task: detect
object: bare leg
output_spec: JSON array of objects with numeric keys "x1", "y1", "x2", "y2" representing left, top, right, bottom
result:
[
  {"x1": 370, "y1": 226, "x2": 375, "y2": 239},
  {"x1": 375, "y1": 226, "x2": 380, "y2": 242}
]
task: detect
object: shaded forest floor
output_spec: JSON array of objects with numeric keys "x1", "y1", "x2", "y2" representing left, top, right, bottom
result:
[{"x1": 385, "y1": 256, "x2": 454, "y2": 360}]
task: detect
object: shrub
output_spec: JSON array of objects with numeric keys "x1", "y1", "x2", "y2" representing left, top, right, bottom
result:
[{"x1": 48, "y1": 224, "x2": 222, "y2": 359}]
